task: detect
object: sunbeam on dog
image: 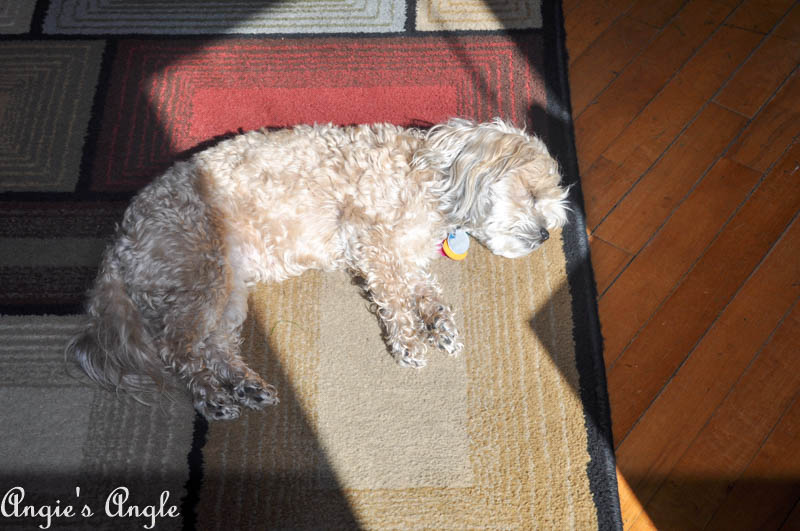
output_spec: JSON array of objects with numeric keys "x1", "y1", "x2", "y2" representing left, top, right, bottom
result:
[{"x1": 66, "y1": 118, "x2": 570, "y2": 420}]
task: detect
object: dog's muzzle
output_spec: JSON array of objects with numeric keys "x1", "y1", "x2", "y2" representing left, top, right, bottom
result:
[
  {"x1": 539, "y1": 228, "x2": 550, "y2": 242},
  {"x1": 518, "y1": 227, "x2": 549, "y2": 249}
]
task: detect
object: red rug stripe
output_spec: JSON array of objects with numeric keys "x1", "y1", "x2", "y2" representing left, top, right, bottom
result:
[{"x1": 91, "y1": 35, "x2": 544, "y2": 191}]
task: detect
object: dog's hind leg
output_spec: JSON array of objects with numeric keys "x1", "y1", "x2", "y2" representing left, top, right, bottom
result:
[
  {"x1": 171, "y1": 283, "x2": 278, "y2": 420},
  {"x1": 146, "y1": 237, "x2": 276, "y2": 419},
  {"x1": 206, "y1": 287, "x2": 279, "y2": 412},
  {"x1": 186, "y1": 332, "x2": 278, "y2": 420}
]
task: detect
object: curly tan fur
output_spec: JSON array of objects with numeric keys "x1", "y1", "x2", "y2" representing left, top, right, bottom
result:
[{"x1": 66, "y1": 118, "x2": 569, "y2": 420}]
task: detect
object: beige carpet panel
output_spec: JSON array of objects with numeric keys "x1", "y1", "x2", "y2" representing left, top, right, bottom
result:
[
  {"x1": 416, "y1": 0, "x2": 542, "y2": 31},
  {"x1": 199, "y1": 232, "x2": 598, "y2": 528}
]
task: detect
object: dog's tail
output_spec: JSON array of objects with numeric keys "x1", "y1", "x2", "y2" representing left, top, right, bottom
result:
[{"x1": 66, "y1": 249, "x2": 164, "y2": 396}]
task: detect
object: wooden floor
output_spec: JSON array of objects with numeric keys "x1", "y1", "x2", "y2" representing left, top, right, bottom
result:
[{"x1": 563, "y1": 1, "x2": 800, "y2": 529}]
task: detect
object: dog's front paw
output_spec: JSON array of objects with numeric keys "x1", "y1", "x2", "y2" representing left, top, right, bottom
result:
[
  {"x1": 436, "y1": 332, "x2": 464, "y2": 356},
  {"x1": 393, "y1": 340, "x2": 428, "y2": 368},
  {"x1": 195, "y1": 393, "x2": 242, "y2": 421},
  {"x1": 233, "y1": 377, "x2": 279, "y2": 409},
  {"x1": 424, "y1": 305, "x2": 463, "y2": 356},
  {"x1": 398, "y1": 350, "x2": 428, "y2": 368}
]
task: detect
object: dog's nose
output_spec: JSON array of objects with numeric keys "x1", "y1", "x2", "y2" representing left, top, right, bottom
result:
[{"x1": 540, "y1": 228, "x2": 549, "y2": 242}]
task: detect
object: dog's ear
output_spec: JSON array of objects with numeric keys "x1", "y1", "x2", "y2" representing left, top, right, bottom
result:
[{"x1": 415, "y1": 118, "x2": 525, "y2": 225}]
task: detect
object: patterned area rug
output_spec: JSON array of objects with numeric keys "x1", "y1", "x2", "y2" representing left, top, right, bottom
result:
[{"x1": 0, "y1": 1, "x2": 621, "y2": 529}]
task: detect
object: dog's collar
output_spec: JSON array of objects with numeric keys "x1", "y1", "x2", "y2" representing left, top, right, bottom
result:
[{"x1": 440, "y1": 229, "x2": 470, "y2": 260}]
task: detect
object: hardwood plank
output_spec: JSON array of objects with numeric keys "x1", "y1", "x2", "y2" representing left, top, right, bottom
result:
[
  {"x1": 640, "y1": 302, "x2": 800, "y2": 530},
  {"x1": 569, "y1": 15, "x2": 657, "y2": 115},
  {"x1": 602, "y1": 25, "x2": 762, "y2": 168},
  {"x1": 565, "y1": 0, "x2": 636, "y2": 65},
  {"x1": 581, "y1": 24, "x2": 762, "y2": 230},
  {"x1": 593, "y1": 103, "x2": 746, "y2": 254},
  {"x1": 574, "y1": 0, "x2": 735, "y2": 170},
  {"x1": 627, "y1": 513, "x2": 656, "y2": 531},
  {"x1": 581, "y1": 154, "x2": 647, "y2": 232},
  {"x1": 706, "y1": 395, "x2": 800, "y2": 530},
  {"x1": 774, "y1": 3, "x2": 800, "y2": 42},
  {"x1": 562, "y1": 0, "x2": 583, "y2": 16},
  {"x1": 617, "y1": 214, "x2": 800, "y2": 528},
  {"x1": 589, "y1": 234, "x2": 632, "y2": 295},
  {"x1": 728, "y1": 70, "x2": 800, "y2": 173},
  {"x1": 715, "y1": 34, "x2": 800, "y2": 117},
  {"x1": 781, "y1": 500, "x2": 800, "y2": 530},
  {"x1": 607, "y1": 144, "x2": 800, "y2": 443},
  {"x1": 586, "y1": 26, "x2": 761, "y2": 229},
  {"x1": 617, "y1": 467, "x2": 651, "y2": 530},
  {"x1": 598, "y1": 155, "x2": 760, "y2": 366},
  {"x1": 627, "y1": 0, "x2": 687, "y2": 28},
  {"x1": 725, "y1": 0, "x2": 795, "y2": 34},
  {"x1": 563, "y1": 1, "x2": 800, "y2": 527}
]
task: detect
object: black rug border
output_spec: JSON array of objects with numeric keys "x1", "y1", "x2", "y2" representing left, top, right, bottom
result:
[{"x1": 541, "y1": 2, "x2": 624, "y2": 530}]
